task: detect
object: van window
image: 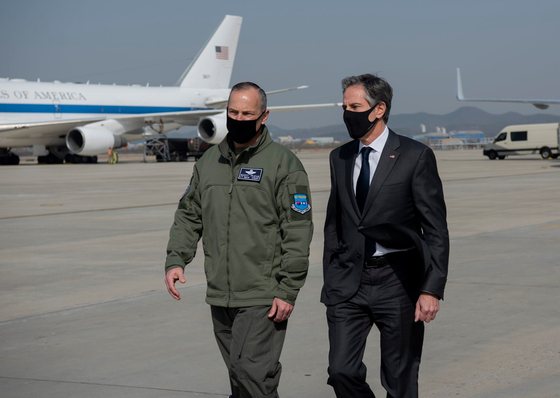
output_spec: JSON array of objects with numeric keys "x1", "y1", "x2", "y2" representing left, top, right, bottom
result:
[
  {"x1": 495, "y1": 132, "x2": 507, "y2": 142},
  {"x1": 511, "y1": 131, "x2": 527, "y2": 141}
]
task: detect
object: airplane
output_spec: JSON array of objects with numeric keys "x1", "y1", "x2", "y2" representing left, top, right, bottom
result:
[
  {"x1": 456, "y1": 68, "x2": 560, "y2": 110},
  {"x1": 0, "y1": 15, "x2": 340, "y2": 165}
]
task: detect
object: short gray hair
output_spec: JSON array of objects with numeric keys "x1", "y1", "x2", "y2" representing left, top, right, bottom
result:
[
  {"x1": 341, "y1": 74, "x2": 393, "y2": 123},
  {"x1": 229, "y1": 82, "x2": 267, "y2": 113}
]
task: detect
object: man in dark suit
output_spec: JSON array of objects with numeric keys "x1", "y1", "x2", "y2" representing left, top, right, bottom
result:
[{"x1": 321, "y1": 74, "x2": 449, "y2": 398}]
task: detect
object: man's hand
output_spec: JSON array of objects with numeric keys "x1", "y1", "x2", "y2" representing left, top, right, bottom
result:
[
  {"x1": 268, "y1": 297, "x2": 293, "y2": 322},
  {"x1": 414, "y1": 292, "x2": 440, "y2": 323},
  {"x1": 165, "y1": 267, "x2": 186, "y2": 300}
]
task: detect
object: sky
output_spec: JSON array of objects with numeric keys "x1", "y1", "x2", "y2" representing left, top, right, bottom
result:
[{"x1": 1, "y1": 0, "x2": 560, "y2": 131}]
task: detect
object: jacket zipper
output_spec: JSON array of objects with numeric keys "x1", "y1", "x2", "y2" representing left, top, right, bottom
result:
[{"x1": 225, "y1": 153, "x2": 237, "y2": 307}]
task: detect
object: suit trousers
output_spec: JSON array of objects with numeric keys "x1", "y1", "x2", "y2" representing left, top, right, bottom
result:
[
  {"x1": 211, "y1": 305, "x2": 287, "y2": 398},
  {"x1": 326, "y1": 253, "x2": 424, "y2": 398}
]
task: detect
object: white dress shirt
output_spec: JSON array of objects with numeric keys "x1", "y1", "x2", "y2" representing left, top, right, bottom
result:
[
  {"x1": 352, "y1": 126, "x2": 408, "y2": 257},
  {"x1": 353, "y1": 126, "x2": 389, "y2": 194}
]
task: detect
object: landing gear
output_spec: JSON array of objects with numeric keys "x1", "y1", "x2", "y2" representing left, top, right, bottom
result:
[
  {"x1": 38, "y1": 153, "x2": 64, "y2": 164},
  {"x1": 36, "y1": 147, "x2": 97, "y2": 164},
  {"x1": 64, "y1": 154, "x2": 98, "y2": 164},
  {"x1": 0, "y1": 149, "x2": 20, "y2": 165}
]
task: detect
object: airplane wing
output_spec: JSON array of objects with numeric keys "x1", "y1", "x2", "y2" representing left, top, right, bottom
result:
[
  {"x1": 0, "y1": 117, "x2": 106, "y2": 139},
  {"x1": 457, "y1": 68, "x2": 560, "y2": 110},
  {"x1": 133, "y1": 101, "x2": 342, "y2": 123},
  {"x1": 268, "y1": 102, "x2": 342, "y2": 113},
  {"x1": 0, "y1": 109, "x2": 225, "y2": 139},
  {"x1": 204, "y1": 86, "x2": 310, "y2": 108}
]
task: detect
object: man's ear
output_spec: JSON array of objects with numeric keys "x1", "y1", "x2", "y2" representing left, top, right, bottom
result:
[
  {"x1": 375, "y1": 102, "x2": 386, "y2": 119},
  {"x1": 261, "y1": 109, "x2": 270, "y2": 124}
]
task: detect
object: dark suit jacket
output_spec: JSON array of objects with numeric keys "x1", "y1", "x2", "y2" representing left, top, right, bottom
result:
[{"x1": 321, "y1": 130, "x2": 449, "y2": 305}]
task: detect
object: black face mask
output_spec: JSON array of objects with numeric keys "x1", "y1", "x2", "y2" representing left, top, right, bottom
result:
[
  {"x1": 226, "y1": 110, "x2": 266, "y2": 144},
  {"x1": 343, "y1": 105, "x2": 378, "y2": 139}
]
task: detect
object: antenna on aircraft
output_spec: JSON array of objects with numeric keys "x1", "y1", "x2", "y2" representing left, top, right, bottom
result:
[{"x1": 456, "y1": 68, "x2": 465, "y2": 100}]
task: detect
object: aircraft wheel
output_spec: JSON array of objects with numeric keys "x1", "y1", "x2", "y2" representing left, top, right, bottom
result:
[
  {"x1": 498, "y1": 156, "x2": 506, "y2": 160},
  {"x1": 1, "y1": 154, "x2": 20, "y2": 165},
  {"x1": 551, "y1": 154, "x2": 558, "y2": 159},
  {"x1": 540, "y1": 147, "x2": 552, "y2": 159},
  {"x1": 487, "y1": 151, "x2": 497, "y2": 160},
  {"x1": 68, "y1": 154, "x2": 83, "y2": 164},
  {"x1": 46, "y1": 153, "x2": 63, "y2": 164}
]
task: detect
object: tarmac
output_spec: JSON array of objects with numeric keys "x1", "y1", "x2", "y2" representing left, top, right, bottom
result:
[{"x1": 1, "y1": 149, "x2": 560, "y2": 398}]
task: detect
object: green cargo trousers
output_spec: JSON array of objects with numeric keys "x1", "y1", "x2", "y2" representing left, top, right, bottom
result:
[{"x1": 211, "y1": 305, "x2": 287, "y2": 398}]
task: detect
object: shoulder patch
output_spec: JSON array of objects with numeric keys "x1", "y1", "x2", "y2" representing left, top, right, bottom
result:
[
  {"x1": 291, "y1": 194, "x2": 311, "y2": 214},
  {"x1": 180, "y1": 185, "x2": 190, "y2": 200},
  {"x1": 238, "y1": 167, "x2": 263, "y2": 182}
]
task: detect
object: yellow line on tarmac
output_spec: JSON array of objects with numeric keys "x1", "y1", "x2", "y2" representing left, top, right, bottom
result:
[{"x1": 540, "y1": 224, "x2": 560, "y2": 230}]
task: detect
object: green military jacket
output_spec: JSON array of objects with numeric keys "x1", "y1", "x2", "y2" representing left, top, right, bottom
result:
[{"x1": 165, "y1": 127, "x2": 313, "y2": 307}]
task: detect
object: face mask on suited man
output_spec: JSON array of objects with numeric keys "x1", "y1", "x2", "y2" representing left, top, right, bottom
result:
[
  {"x1": 343, "y1": 105, "x2": 379, "y2": 139},
  {"x1": 226, "y1": 110, "x2": 266, "y2": 144}
]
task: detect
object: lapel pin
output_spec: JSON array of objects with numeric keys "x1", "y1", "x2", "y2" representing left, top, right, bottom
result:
[{"x1": 390, "y1": 155, "x2": 395, "y2": 159}]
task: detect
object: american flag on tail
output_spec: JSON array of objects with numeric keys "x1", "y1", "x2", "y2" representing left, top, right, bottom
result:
[{"x1": 215, "y1": 46, "x2": 229, "y2": 60}]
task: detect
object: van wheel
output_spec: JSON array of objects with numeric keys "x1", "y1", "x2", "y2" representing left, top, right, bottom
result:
[
  {"x1": 487, "y1": 151, "x2": 497, "y2": 160},
  {"x1": 540, "y1": 147, "x2": 552, "y2": 159},
  {"x1": 498, "y1": 156, "x2": 506, "y2": 160}
]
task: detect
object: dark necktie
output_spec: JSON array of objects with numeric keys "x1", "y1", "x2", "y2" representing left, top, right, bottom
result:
[
  {"x1": 356, "y1": 146, "x2": 373, "y2": 212},
  {"x1": 356, "y1": 146, "x2": 377, "y2": 257}
]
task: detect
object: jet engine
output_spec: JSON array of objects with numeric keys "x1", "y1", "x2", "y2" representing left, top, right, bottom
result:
[
  {"x1": 66, "y1": 121, "x2": 128, "y2": 156},
  {"x1": 197, "y1": 112, "x2": 228, "y2": 145}
]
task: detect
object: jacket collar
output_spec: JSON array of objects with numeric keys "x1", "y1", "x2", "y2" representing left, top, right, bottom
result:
[{"x1": 218, "y1": 126, "x2": 272, "y2": 160}]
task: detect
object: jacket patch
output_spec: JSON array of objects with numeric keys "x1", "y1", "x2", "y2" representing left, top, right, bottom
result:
[
  {"x1": 238, "y1": 167, "x2": 263, "y2": 182},
  {"x1": 291, "y1": 194, "x2": 311, "y2": 214},
  {"x1": 180, "y1": 185, "x2": 190, "y2": 200}
]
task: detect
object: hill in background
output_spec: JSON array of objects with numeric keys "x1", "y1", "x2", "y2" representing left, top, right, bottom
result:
[{"x1": 268, "y1": 106, "x2": 560, "y2": 142}]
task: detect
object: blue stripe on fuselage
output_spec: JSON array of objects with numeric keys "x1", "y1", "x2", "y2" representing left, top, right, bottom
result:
[{"x1": 0, "y1": 103, "x2": 207, "y2": 114}]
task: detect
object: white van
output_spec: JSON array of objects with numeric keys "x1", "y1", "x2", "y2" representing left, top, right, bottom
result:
[{"x1": 483, "y1": 123, "x2": 560, "y2": 160}]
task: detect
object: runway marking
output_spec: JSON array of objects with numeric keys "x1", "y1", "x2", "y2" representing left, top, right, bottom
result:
[
  {"x1": 539, "y1": 223, "x2": 560, "y2": 230},
  {"x1": 0, "y1": 203, "x2": 178, "y2": 220},
  {"x1": 442, "y1": 168, "x2": 560, "y2": 182},
  {"x1": 0, "y1": 376, "x2": 223, "y2": 395},
  {"x1": 448, "y1": 281, "x2": 558, "y2": 289},
  {"x1": 0, "y1": 189, "x2": 332, "y2": 220}
]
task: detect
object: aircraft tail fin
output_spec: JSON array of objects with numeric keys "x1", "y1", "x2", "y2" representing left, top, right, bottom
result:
[{"x1": 176, "y1": 15, "x2": 242, "y2": 89}]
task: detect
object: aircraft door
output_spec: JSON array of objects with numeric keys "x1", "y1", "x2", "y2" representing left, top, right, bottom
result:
[{"x1": 53, "y1": 100, "x2": 62, "y2": 119}]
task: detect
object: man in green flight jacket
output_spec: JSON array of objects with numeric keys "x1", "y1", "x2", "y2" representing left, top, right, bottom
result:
[{"x1": 165, "y1": 82, "x2": 313, "y2": 398}]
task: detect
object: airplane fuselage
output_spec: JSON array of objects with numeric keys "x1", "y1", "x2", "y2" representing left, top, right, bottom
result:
[{"x1": 0, "y1": 79, "x2": 228, "y2": 147}]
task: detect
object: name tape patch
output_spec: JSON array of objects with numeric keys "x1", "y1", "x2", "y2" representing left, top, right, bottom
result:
[
  {"x1": 291, "y1": 194, "x2": 311, "y2": 214},
  {"x1": 238, "y1": 167, "x2": 263, "y2": 182}
]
